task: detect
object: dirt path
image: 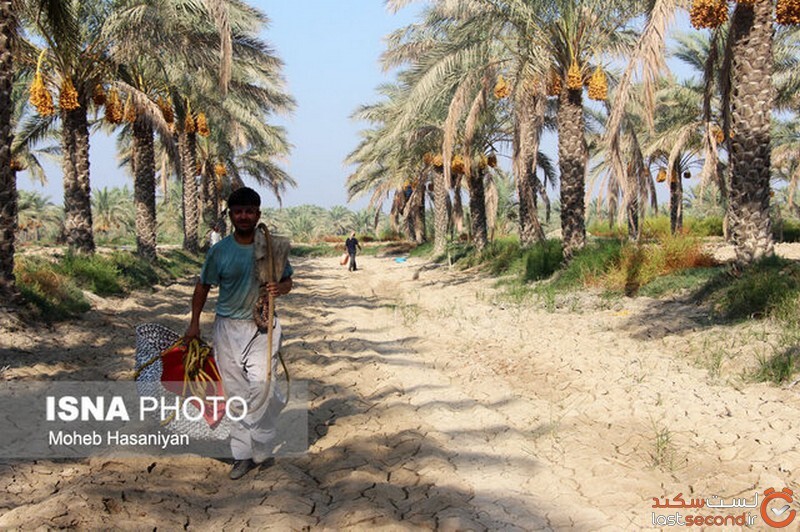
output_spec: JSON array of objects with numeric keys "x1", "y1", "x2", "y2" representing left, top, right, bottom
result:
[{"x1": 1, "y1": 254, "x2": 799, "y2": 529}]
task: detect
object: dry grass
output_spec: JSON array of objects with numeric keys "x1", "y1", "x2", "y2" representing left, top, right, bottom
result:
[{"x1": 603, "y1": 235, "x2": 717, "y2": 295}]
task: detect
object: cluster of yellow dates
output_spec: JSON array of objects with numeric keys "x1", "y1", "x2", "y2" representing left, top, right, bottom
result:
[
  {"x1": 656, "y1": 169, "x2": 691, "y2": 183},
  {"x1": 691, "y1": 0, "x2": 800, "y2": 29},
  {"x1": 422, "y1": 152, "x2": 498, "y2": 172},
  {"x1": 27, "y1": 63, "x2": 210, "y2": 136},
  {"x1": 495, "y1": 64, "x2": 606, "y2": 101}
]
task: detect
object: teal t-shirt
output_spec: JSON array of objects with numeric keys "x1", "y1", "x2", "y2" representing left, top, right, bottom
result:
[{"x1": 200, "y1": 235, "x2": 293, "y2": 320}]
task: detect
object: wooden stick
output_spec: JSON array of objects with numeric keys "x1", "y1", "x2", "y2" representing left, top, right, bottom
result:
[{"x1": 263, "y1": 224, "x2": 275, "y2": 386}]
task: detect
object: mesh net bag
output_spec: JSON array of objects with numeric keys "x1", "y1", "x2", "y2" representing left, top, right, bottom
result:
[{"x1": 134, "y1": 323, "x2": 232, "y2": 441}]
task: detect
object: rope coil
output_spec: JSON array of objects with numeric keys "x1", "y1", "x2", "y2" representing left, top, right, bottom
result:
[{"x1": 134, "y1": 337, "x2": 223, "y2": 425}]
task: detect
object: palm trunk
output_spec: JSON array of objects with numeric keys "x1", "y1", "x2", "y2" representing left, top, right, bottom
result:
[
  {"x1": 608, "y1": 179, "x2": 619, "y2": 229},
  {"x1": 62, "y1": 106, "x2": 94, "y2": 254},
  {"x1": 402, "y1": 181, "x2": 426, "y2": 242},
  {"x1": 179, "y1": 130, "x2": 199, "y2": 253},
  {"x1": 414, "y1": 180, "x2": 426, "y2": 244},
  {"x1": 203, "y1": 165, "x2": 219, "y2": 227},
  {"x1": 557, "y1": 87, "x2": 587, "y2": 260},
  {"x1": 197, "y1": 162, "x2": 206, "y2": 224},
  {"x1": 627, "y1": 177, "x2": 640, "y2": 241},
  {"x1": 536, "y1": 177, "x2": 551, "y2": 224},
  {"x1": 403, "y1": 189, "x2": 415, "y2": 240},
  {"x1": 513, "y1": 93, "x2": 546, "y2": 246},
  {"x1": 390, "y1": 189, "x2": 404, "y2": 233},
  {"x1": 669, "y1": 172, "x2": 683, "y2": 234},
  {"x1": 0, "y1": 0, "x2": 16, "y2": 298},
  {"x1": 468, "y1": 169, "x2": 488, "y2": 251},
  {"x1": 432, "y1": 167, "x2": 449, "y2": 254},
  {"x1": 414, "y1": 187, "x2": 428, "y2": 244},
  {"x1": 133, "y1": 116, "x2": 157, "y2": 262},
  {"x1": 403, "y1": 181, "x2": 427, "y2": 243},
  {"x1": 517, "y1": 166, "x2": 546, "y2": 245},
  {"x1": 727, "y1": 1, "x2": 774, "y2": 264},
  {"x1": 452, "y1": 176, "x2": 464, "y2": 236}
]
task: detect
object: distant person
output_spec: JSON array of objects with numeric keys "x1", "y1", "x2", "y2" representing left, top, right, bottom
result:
[
  {"x1": 208, "y1": 223, "x2": 223, "y2": 248},
  {"x1": 345, "y1": 232, "x2": 362, "y2": 272}
]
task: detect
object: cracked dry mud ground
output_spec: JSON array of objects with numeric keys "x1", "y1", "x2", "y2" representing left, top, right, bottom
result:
[{"x1": 1, "y1": 254, "x2": 799, "y2": 530}]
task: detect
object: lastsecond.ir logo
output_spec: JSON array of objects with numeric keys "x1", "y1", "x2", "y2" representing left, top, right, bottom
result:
[{"x1": 761, "y1": 488, "x2": 797, "y2": 528}]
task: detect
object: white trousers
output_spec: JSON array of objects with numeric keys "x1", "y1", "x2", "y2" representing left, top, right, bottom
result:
[{"x1": 213, "y1": 316, "x2": 285, "y2": 460}]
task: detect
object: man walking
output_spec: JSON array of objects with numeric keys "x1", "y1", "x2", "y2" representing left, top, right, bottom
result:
[
  {"x1": 345, "y1": 231, "x2": 362, "y2": 272},
  {"x1": 186, "y1": 187, "x2": 293, "y2": 480}
]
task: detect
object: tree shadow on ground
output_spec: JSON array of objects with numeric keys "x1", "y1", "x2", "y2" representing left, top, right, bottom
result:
[
  {"x1": 615, "y1": 296, "x2": 716, "y2": 342},
  {"x1": 0, "y1": 371, "x2": 551, "y2": 529},
  {"x1": 0, "y1": 256, "x2": 553, "y2": 529},
  {"x1": 0, "y1": 282, "x2": 198, "y2": 381}
]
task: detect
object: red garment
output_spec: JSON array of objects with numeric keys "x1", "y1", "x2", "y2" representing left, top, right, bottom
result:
[{"x1": 160, "y1": 342, "x2": 226, "y2": 428}]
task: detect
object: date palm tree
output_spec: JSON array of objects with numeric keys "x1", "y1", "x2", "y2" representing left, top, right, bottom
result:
[
  {"x1": 1, "y1": 0, "x2": 18, "y2": 297},
  {"x1": 347, "y1": 82, "x2": 440, "y2": 243},
  {"x1": 107, "y1": 0, "x2": 293, "y2": 257},
  {"x1": 610, "y1": 1, "x2": 800, "y2": 264},
  {"x1": 387, "y1": 0, "x2": 642, "y2": 258},
  {"x1": 16, "y1": 1, "x2": 115, "y2": 254},
  {"x1": 529, "y1": 0, "x2": 641, "y2": 258},
  {"x1": 726, "y1": 2, "x2": 775, "y2": 264},
  {"x1": 17, "y1": 190, "x2": 60, "y2": 242},
  {"x1": 92, "y1": 185, "x2": 133, "y2": 236},
  {"x1": 1, "y1": 0, "x2": 75, "y2": 297},
  {"x1": 371, "y1": 2, "x2": 521, "y2": 252},
  {"x1": 646, "y1": 77, "x2": 709, "y2": 234},
  {"x1": 326, "y1": 206, "x2": 355, "y2": 236}
]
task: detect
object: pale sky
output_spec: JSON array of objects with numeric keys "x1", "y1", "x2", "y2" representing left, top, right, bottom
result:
[{"x1": 17, "y1": 3, "x2": 695, "y2": 210}]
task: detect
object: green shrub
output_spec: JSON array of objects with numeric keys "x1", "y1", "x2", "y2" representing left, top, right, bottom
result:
[
  {"x1": 778, "y1": 219, "x2": 800, "y2": 243},
  {"x1": 15, "y1": 258, "x2": 91, "y2": 320},
  {"x1": 604, "y1": 235, "x2": 716, "y2": 295},
  {"x1": 408, "y1": 242, "x2": 433, "y2": 258},
  {"x1": 699, "y1": 256, "x2": 800, "y2": 321},
  {"x1": 156, "y1": 249, "x2": 203, "y2": 280},
  {"x1": 110, "y1": 252, "x2": 160, "y2": 290},
  {"x1": 588, "y1": 215, "x2": 725, "y2": 239},
  {"x1": 290, "y1": 243, "x2": 339, "y2": 257},
  {"x1": 378, "y1": 228, "x2": 404, "y2": 241},
  {"x1": 587, "y1": 221, "x2": 627, "y2": 239},
  {"x1": 686, "y1": 215, "x2": 724, "y2": 237},
  {"x1": 641, "y1": 217, "x2": 672, "y2": 239},
  {"x1": 754, "y1": 350, "x2": 800, "y2": 384},
  {"x1": 638, "y1": 267, "x2": 719, "y2": 298},
  {"x1": 60, "y1": 252, "x2": 125, "y2": 296},
  {"x1": 482, "y1": 237, "x2": 522, "y2": 275},
  {"x1": 555, "y1": 239, "x2": 623, "y2": 289},
  {"x1": 14, "y1": 249, "x2": 205, "y2": 322},
  {"x1": 523, "y1": 239, "x2": 563, "y2": 281}
]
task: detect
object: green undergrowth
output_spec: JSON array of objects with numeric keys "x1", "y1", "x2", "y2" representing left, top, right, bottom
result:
[
  {"x1": 774, "y1": 218, "x2": 800, "y2": 243},
  {"x1": 290, "y1": 243, "x2": 340, "y2": 257},
  {"x1": 695, "y1": 256, "x2": 800, "y2": 322},
  {"x1": 637, "y1": 268, "x2": 719, "y2": 298},
  {"x1": 408, "y1": 241, "x2": 433, "y2": 258},
  {"x1": 444, "y1": 233, "x2": 719, "y2": 302},
  {"x1": 588, "y1": 215, "x2": 725, "y2": 239},
  {"x1": 690, "y1": 256, "x2": 800, "y2": 384},
  {"x1": 397, "y1": 236, "x2": 800, "y2": 384},
  {"x1": 452, "y1": 236, "x2": 563, "y2": 280},
  {"x1": 14, "y1": 249, "x2": 202, "y2": 321},
  {"x1": 290, "y1": 241, "x2": 408, "y2": 258},
  {"x1": 601, "y1": 234, "x2": 718, "y2": 296},
  {"x1": 15, "y1": 260, "x2": 91, "y2": 321}
]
